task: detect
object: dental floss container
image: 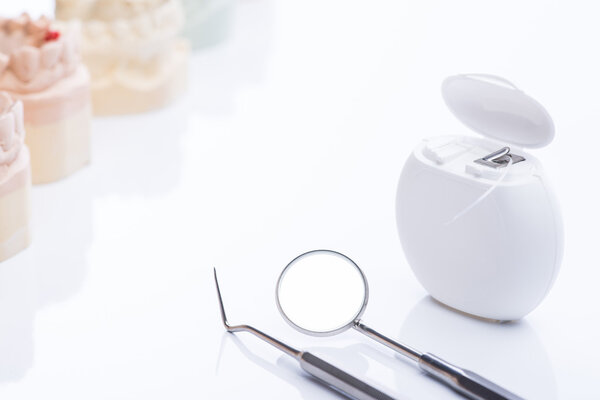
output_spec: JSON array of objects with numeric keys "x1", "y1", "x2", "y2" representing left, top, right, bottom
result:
[{"x1": 396, "y1": 74, "x2": 563, "y2": 321}]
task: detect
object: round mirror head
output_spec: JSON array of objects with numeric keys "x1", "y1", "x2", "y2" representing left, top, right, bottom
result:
[{"x1": 276, "y1": 250, "x2": 369, "y2": 336}]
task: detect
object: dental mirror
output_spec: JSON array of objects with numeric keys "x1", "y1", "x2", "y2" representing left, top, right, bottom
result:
[
  {"x1": 276, "y1": 250, "x2": 414, "y2": 349},
  {"x1": 276, "y1": 250, "x2": 368, "y2": 335},
  {"x1": 276, "y1": 250, "x2": 525, "y2": 400}
]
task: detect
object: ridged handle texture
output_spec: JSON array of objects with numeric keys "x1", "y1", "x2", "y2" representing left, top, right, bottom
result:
[
  {"x1": 419, "y1": 353, "x2": 525, "y2": 400},
  {"x1": 299, "y1": 352, "x2": 396, "y2": 400}
]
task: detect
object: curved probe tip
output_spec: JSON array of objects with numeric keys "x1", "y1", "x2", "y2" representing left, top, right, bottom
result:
[{"x1": 213, "y1": 268, "x2": 231, "y2": 331}]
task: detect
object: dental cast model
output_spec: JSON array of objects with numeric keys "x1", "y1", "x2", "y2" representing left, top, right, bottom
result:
[
  {"x1": 0, "y1": 14, "x2": 92, "y2": 184},
  {"x1": 396, "y1": 74, "x2": 563, "y2": 321},
  {"x1": 181, "y1": 0, "x2": 233, "y2": 49},
  {"x1": 0, "y1": 92, "x2": 31, "y2": 262},
  {"x1": 56, "y1": 0, "x2": 189, "y2": 115}
]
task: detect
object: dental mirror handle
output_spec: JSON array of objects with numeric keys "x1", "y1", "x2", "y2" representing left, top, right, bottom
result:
[
  {"x1": 354, "y1": 322, "x2": 523, "y2": 400},
  {"x1": 228, "y1": 325, "x2": 396, "y2": 399},
  {"x1": 419, "y1": 353, "x2": 524, "y2": 400},
  {"x1": 215, "y1": 268, "x2": 397, "y2": 400},
  {"x1": 299, "y1": 352, "x2": 397, "y2": 400}
]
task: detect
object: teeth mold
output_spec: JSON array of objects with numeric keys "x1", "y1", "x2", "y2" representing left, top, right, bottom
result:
[
  {"x1": 180, "y1": 0, "x2": 234, "y2": 49},
  {"x1": 0, "y1": 92, "x2": 31, "y2": 262},
  {"x1": 56, "y1": 0, "x2": 190, "y2": 116},
  {"x1": 0, "y1": 14, "x2": 92, "y2": 184}
]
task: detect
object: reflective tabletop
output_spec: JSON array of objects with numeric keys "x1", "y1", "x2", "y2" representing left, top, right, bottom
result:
[{"x1": 0, "y1": 0, "x2": 599, "y2": 399}]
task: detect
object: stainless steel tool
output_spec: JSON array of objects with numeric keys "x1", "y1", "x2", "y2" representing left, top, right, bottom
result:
[
  {"x1": 275, "y1": 250, "x2": 525, "y2": 400},
  {"x1": 213, "y1": 268, "x2": 397, "y2": 400},
  {"x1": 474, "y1": 146, "x2": 525, "y2": 169}
]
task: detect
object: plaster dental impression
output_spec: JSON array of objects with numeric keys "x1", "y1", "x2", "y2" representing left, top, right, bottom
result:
[
  {"x1": 56, "y1": 0, "x2": 190, "y2": 115},
  {"x1": 0, "y1": 14, "x2": 92, "y2": 184},
  {"x1": 0, "y1": 92, "x2": 31, "y2": 262}
]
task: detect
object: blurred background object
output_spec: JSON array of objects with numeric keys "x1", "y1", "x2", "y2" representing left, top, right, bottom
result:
[
  {"x1": 181, "y1": 0, "x2": 235, "y2": 49},
  {"x1": 55, "y1": 0, "x2": 190, "y2": 115}
]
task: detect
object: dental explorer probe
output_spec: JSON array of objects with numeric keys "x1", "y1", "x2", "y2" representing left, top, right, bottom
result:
[{"x1": 213, "y1": 268, "x2": 397, "y2": 400}]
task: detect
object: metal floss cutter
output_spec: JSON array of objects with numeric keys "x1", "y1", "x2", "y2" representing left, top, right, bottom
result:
[
  {"x1": 474, "y1": 146, "x2": 525, "y2": 169},
  {"x1": 396, "y1": 73, "x2": 563, "y2": 321}
]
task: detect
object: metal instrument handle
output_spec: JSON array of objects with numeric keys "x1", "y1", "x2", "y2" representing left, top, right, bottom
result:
[
  {"x1": 418, "y1": 353, "x2": 525, "y2": 400},
  {"x1": 299, "y1": 352, "x2": 397, "y2": 400}
]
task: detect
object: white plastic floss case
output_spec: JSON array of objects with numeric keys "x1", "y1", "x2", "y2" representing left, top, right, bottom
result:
[{"x1": 396, "y1": 74, "x2": 563, "y2": 321}]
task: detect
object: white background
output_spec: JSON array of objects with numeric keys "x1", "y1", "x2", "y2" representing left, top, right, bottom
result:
[{"x1": 1, "y1": 0, "x2": 599, "y2": 399}]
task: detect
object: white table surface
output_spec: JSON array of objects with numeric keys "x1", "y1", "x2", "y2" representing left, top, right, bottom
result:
[{"x1": 1, "y1": 1, "x2": 599, "y2": 399}]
